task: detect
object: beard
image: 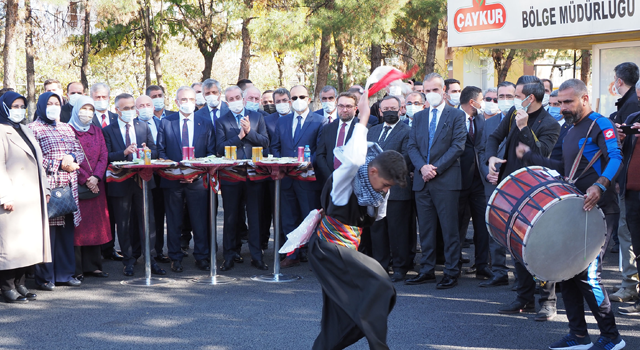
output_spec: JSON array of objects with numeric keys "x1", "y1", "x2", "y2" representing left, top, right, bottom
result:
[{"x1": 339, "y1": 113, "x2": 355, "y2": 122}]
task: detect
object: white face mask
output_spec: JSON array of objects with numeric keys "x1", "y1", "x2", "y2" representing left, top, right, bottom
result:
[
  {"x1": 152, "y1": 98, "x2": 165, "y2": 111},
  {"x1": 514, "y1": 95, "x2": 533, "y2": 113},
  {"x1": 473, "y1": 100, "x2": 486, "y2": 114},
  {"x1": 245, "y1": 101, "x2": 260, "y2": 112},
  {"x1": 137, "y1": 107, "x2": 154, "y2": 121},
  {"x1": 292, "y1": 98, "x2": 308, "y2": 113},
  {"x1": 8, "y1": 108, "x2": 25, "y2": 123},
  {"x1": 78, "y1": 110, "x2": 94, "y2": 125},
  {"x1": 612, "y1": 79, "x2": 621, "y2": 96},
  {"x1": 68, "y1": 94, "x2": 82, "y2": 107},
  {"x1": 94, "y1": 99, "x2": 109, "y2": 111},
  {"x1": 426, "y1": 92, "x2": 443, "y2": 107},
  {"x1": 179, "y1": 102, "x2": 196, "y2": 115},
  {"x1": 322, "y1": 101, "x2": 336, "y2": 114},
  {"x1": 406, "y1": 104, "x2": 423, "y2": 118},
  {"x1": 205, "y1": 94, "x2": 220, "y2": 108},
  {"x1": 498, "y1": 99, "x2": 514, "y2": 114},
  {"x1": 448, "y1": 92, "x2": 461, "y2": 106},
  {"x1": 120, "y1": 110, "x2": 136, "y2": 123},
  {"x1": 195, "y1": 93, "x2": 205, "y2": 106},
  {"x1": 228, "y1": 100, "x2": 244, "y2": 114},
  {"x1": 484, "y1": 101, "x2": 500, "y2": 115},
  {"x1": 46, "y1": 105, "x2": 61, "y2": 122},
  {"x1": 389, "y1": 86, "x2": 402, "y2": 97},
  {"x1": 542, "y1": 93, "x2": 550, "y2": 107},
  {"x1": 276, "y1": 102, "x2": 291, "y2": 115}
]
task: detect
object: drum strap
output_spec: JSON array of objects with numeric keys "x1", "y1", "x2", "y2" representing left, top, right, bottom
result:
[
  {"x1": 508, "y1": 110, "x2": 541, "y2": 148},
  {"x1": 567, "y1": 117, "x2": 603, "y2": 185}
]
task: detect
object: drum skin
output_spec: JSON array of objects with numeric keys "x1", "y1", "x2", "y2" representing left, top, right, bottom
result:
[{"x1": 486, "y1": 166, "x2": 607, "y2": 282}]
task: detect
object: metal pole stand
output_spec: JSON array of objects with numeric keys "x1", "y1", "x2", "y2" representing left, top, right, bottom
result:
[
  {"x1": 190, "y1": 173, "x2": 236, "y2": 285},
  {"x1": 251, "y1": 178, "x2": 301, "y2": 283},
  {"x1": 122, "y1": 178, "x2": 174, "y2": 286}
]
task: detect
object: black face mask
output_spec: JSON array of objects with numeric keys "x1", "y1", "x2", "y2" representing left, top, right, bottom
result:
[
  {"x1": 382, "y1": 111, "x2": 399, "y2": 124},
  {"x1": 264, "y1": 104, "x2": 276, "y2": 115}
]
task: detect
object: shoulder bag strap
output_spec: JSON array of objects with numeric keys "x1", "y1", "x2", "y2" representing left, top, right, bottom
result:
[{"x1": 567, "y1": 117, "x2": 602, "y2": 184}]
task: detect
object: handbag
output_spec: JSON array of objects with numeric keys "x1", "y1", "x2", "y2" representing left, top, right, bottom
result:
[
  {"x1": 48, "y1": 177, "x2": 78, "y2": 219},
  {"x1": 77, "y1": 138, "x2": 99, "y2": 200}
]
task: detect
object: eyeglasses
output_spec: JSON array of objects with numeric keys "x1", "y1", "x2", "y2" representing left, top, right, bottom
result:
[
  {"x1": 291, "y1": 95, "x2": 308, "y2": 101},
  {"x1": 485, "y1": 97, "x2": 498, "y2": 103},
  {"x1": 337, "y1": 105, "x2": 355, "y2": 110}
]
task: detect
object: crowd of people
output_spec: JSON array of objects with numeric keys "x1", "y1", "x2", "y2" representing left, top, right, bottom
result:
[{"x1": 1, "y1": 61, "x2": 640, "y2": 350}]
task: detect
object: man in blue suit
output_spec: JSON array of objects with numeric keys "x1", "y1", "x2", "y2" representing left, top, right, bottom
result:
[
  {"x1": 216, "y1": 85, "x2": 270, "y2": 271},
  {"x1": 157, "y1": 86, "x2": 216, "y2": 273},
  {"x1": 194, "y1": 78, "x2": 229, "y2": 133},
  {"x1": 313, "y1": 85, "x2": 338, "y2": 123},
  {"x1": 271, "y1": 85, "x2": 324, "y2": 267}
]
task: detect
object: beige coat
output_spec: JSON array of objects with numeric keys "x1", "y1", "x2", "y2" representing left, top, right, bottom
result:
[{"x1": 0, "y1": 123, "x2": 51, "y2": 270}]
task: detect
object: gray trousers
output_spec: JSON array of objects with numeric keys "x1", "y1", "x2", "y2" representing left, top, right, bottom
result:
[{"x1": 618, "y1": 195, "x2": 638, "y2": 289}]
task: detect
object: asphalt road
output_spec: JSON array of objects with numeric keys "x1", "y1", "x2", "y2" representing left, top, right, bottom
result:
[{"x1": 1, "y1": 213, "x2": 639, "y2": 350}]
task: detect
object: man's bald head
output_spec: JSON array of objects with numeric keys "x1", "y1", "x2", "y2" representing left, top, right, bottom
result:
[{"x1": 136, "y1": 95, "x2": 153, "y2": 109}]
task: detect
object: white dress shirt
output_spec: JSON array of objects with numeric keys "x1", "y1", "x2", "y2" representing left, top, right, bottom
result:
[
  {"x1": 208, "y1": 105, "x2": 220, "y2": 124},
  {"x1": 96, "y1": 112, "x2": 111, "y2": 126},
  {"x1": 335, "y1": 118, "x2": 354, "y2": 147},
  {"x1": 117, "y1": 117, "x2": 137, "y2": 146},
  {"x1": 325, "y1": 109, "x2": 338, "y2": 123},
  {"x1": 428, "y1": 101, "x2": 447, "y2": 133},
  {"x1": 379, "y1": 121, "x2": 399, "y2": 142},
  {"x1": 464, "y1": 112, "x2": 474, "y2": 132},
  {"x1": 292, "y1": 109, "x2": 310, "y2": 138},
  {"x1": 146, "y1": 119, "x2": 158, "y2": 143},
  {"x1": 179, "y1": 112, "x2": 195, "y2": 147}
]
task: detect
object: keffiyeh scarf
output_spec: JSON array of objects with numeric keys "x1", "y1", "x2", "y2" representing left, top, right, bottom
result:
[{"x1": 352, "y1": 142, "x2": 385, "y2": 207}]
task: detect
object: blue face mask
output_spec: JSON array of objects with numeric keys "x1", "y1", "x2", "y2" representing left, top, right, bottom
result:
[
  {"x1": 548, "y1": 106, "x2": 562, "y2": 121},
  {"x1": 245, "y1": 101, "x2": 260, "y2": 112}
]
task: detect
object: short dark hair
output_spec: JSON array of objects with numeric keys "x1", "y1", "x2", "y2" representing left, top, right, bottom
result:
[
  {"x1": 338, "y1": 92, "x2": 358, "y2": 105},
  {"x1": 558, "y1": 79, "x2": 589, "y2": 96},
  {"x1": 237, "y1": 79, "x2": 253, "y2": 90},
  {"x1": 497, "y1": 81, "x2": 516, "y2": 91},
  {"x1": 380, "y1": 95, "x2": 401, "y2": 108},
  {"x1": 541, "y1": 79, "x2": 553, "y2": 92},
  {"x1": 146, "y1": 85, "x2": 165, "y2": 96},
  {"x1": 407, "y1": 92, "x2": 425, "y2": 104},
  {"x1": 273, "y1": 88, "x2": 290, "y2": 100},
  {"x1": 516, "y1": 75, "x2": 545, "y2": 102},
  {"x1": 460, "y1": 86, "x2": 482, "y2": 105},
  {"x1": 115, "y1": 93, "x2": 135, "y2": 107},
  {"x1": 413, "y1": 80, "x2": 423, "y2": 86},
  {"x1": 263, "y1": 89, "x2": 274, "y2": 95},
  {"x1": 67, "y1": 82, "x2": 82, "y2": 92},
  {"x1": 614, "y1": 62, "x2": 640, "y2": 87},
  {"x1": 44, "y1": 79, "x2": 61, "y2": 89},
  {"x1": 370, "y1": 151, "x2": 408, "y2": 188},
  {"x1": 444, "y1": 78, "x2": 461, "y2": 92}
]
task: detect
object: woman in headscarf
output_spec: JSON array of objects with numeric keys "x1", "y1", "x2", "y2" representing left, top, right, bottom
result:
[
  {"x1": 29, "y1": 92, "x2": 84, "y2": 291},
  {"x1": 69, "y1": 96, "x2": 111, "y2": 281},
  {"x1": 0, "y1": 91, "x2": 51, "y2": 303}
]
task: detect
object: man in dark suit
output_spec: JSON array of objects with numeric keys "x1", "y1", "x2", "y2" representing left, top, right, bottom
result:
[
  {"x1": 270, "y1": 85, "x2": 324, "y2": 267},
  {"x1": 457, "y1": 86, "x2": 492, "y2": 281},
  {"x1": 314, "y1": 85, "x2": 338, "y2": 122},
  {"x1": 60, "y1": 82, "x2": 85, "y2": 123},
  {"x1": 102, "y1": 93, "x2": 166, "y2": 277},
  {"x1": 194, "y1": 79, "x2": 229, "y2": 130},
  {"x1": 216, "y1": 85, "x2": 270, "y2": 271},
  {"x1": 404, "y1": 92, "x2": 425, "y2": 128},
  {"x1": 368, "y1": 95, "x2": 414, "y2": 282},
  {"x1": 610, "y1": 62, "x2": 640, "y2": 125},
  {"x1": 485, "y1": 75, "x2": 560, "y2": 319},
  {"x1": 405, "y1": 72, "x2": 467, "y2": 289},
  {"x1": 146, "y1": 85, "x2": 176, "y2": 121}
]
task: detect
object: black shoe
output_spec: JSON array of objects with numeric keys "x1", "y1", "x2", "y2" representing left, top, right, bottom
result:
[
  {"x1": 479, "y1": 275, "x2": 509, "y2": 287},
  {"x1": 170, "y1": 261, "x2": 183, "y2": 273},
  {"x1": 123, "y1": 265, "x2": 134, "y2": 277},
  {"x1": 37, "y1": 282, "x2": 55, "y2": 291},
  {"x1": 251, "y1": 260, "x2": 269, "y2": 270},
  {"x1": 498, "y1": 300, "x2": 535, "y2": 314},
  {"x1": 261, "y1": 242, "x2": 269, "y2": 250},
  {"x1": 104, "y1": 249, "x2": 124, "y2": 261},
  {"x1": 86, "y1": 271, "x2": 109, "y2": 278},
  {"x1": 56, "y1": 277, "x2": 81, "y2": 287},
  {"x1": 150, "y1": 263, "x2": 167, "y2": 275},
  {"x1": 436, "y1": 274, "x2": 458, "y2": 289},
  {"x1": 220, "y1": 260, "x2": 234, "y2": 271},
  {"x1": 464, "y1": 264, "x2": 477, "y2": 274},
  {"x1": 75, "y1": 274, "x2": 85, "y2": 282},
  {"x1": 233, "y1": 254, "x2": 244, "y2": 263},
  {"x1": 16, "y1": 286, "x2": 36, "y2": 301},
  {"x1": 2, "y1": 289, "x2": 28, "y2": 303},
  {"x1": 299, "y1": 251, "x2": 308, "y2": 263},
  {"x1": 475, "y1": 266, "x2": 494, "y2": 280},
  {"x1": 154, "y1": 255, "x2": 171, "y2": 264},
  {"x1": 390, "y1": 272, "x2": 406, "y2": 282},
  {"x1": 405, "y1": 273, "x2": 436, "y2": 285},
  {"x1": 195, "y1": 259, "x2": 211, "y2": 271},
  {"x1": 461, "y1": 257, "x2": 470, "y2": 264}
]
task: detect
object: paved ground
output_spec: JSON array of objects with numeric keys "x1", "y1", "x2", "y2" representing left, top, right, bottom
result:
[{"x1": 1, "y1": 210, "x2": 639, "y2": 349}]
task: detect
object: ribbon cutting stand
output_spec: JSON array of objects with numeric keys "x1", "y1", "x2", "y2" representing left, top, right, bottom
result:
[{"x1": 251, "y1": 162, "x2": 303, "y2": 283}]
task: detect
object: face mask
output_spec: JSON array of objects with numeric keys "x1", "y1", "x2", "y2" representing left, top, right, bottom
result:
[
  {"x1": 406, "y1": 105, "x2": 423, "y2": 118},
  {"x1": 548, "y1": 106, "x2": 563, "y2": 121},
  {"x1": 245, "y1": 101, "x2": 260, "y2": 112},
  {"x1": 612, "y1": 79, "x2": 620, "y2": 96},
  {"x1": 276, "y1": 102, "x2": 291, "y2": 115},
  {"x1": 389, "y1": 86, "x2": 402, "y2": 97},
  {"x1": 473, "y1": 100, "x2": 486, "y2": 114},
  {"x1": 120, "y1": 110, "x2": 136, "y2": 123},
  {"x1": 264, "y1": 104, "x2": 276, "y2": 114},
  {"x1": 138, "y1": 107, "x2": 154, "y2": 121},
  {"x1": 78, "y1": 110, "x2": 93, "y2": 125},
  {"x1": 498, "y1": 99, "x2": 514, "y2": 114},
  {"x1": 46, "y1": 105, "x2": 61, "y2": 122},
  {"x1": 8, "y1": 108, "x2": 25, "y2": 123},
  {"x1": 228, "y1": 100, "x2": 244, "y2": 114},
  {"x1": 68, "y1": 94, "x2": 81, "y2": 106},
  {"x1": 179, "y1": 102, "x2": 196, "y2": 115},
  {"x1": 426, "y1": 92, "x2": 443, "y2": 107},
  {"x1": 448, "y1": 92, "x2": 461, "y2": 106},
  {"x1": 205, "y1": 94, "x2": 220, "y2": 108},
  {"x1": 292, "y1": 98, "x2": 308, "y2": 113},
  {"x1": 382, "y1": 111, "x2": 399, "y2": 125},
  {"x1": 542, "y1": 93, "x2": 550, "y2": 107},
  {"x1": 94, "y1": 99, "x2": 109, "y2": 111},
  {"x1": 514, "y1": 95, "x2": 533, "y2": 112},
  {"x1": 196, "y1": 93, "x2": 205, "y2": 106},
  {"x1": 322, "y1": 101, "x2": 336, "y2": 114},
  {"x1": 152, "y1": 98, "x2": 165, "y2": 111},
  {"x1": 484, "y1": 101, "x2": 499, "y2": 115}
]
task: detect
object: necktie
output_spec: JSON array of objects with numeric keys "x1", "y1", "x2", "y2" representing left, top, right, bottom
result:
[
  {"x1": 328, "y1": 115, "x2": 332, "y2": 123},
  {"x1": 334, "y1": 122, "x2": 347, "y2": 169},
  {"x1": 101, "y1": 114, "x2": 107, "y2": 128},
  {"x1": 468, "y1": 116, "x2": 475, "y2": 143},
  {"x1": 427, "y1": 109, "x2": 438, "y2": 164},
  {"x1": 294, "y1": 115, "x2": 302, "y2": 143},
  {"x1": 125, "y1": 123, "x2": 133, "y2": 161},
  {"x1": 379, "y1": 126, "x2": 391, "y2": 144},
  {"x1": 235, "y1": 115, "x2": 242, "y2": 128},
  {"x1": 182, "y1": 118, "x2": 190, "y2": 147}
]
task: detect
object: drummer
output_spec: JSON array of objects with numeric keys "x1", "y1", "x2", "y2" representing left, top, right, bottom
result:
[{"x1": 516, "y1": 79, "x2": 625, "y2": 350}]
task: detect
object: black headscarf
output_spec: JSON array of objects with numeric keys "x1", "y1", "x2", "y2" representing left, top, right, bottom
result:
[
  {"x1": 0, "y1": 91, "x2": 27, "y2": 128},
  {"x1": 36, "y1": 91, "x2": 63, "y2": 125}
]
